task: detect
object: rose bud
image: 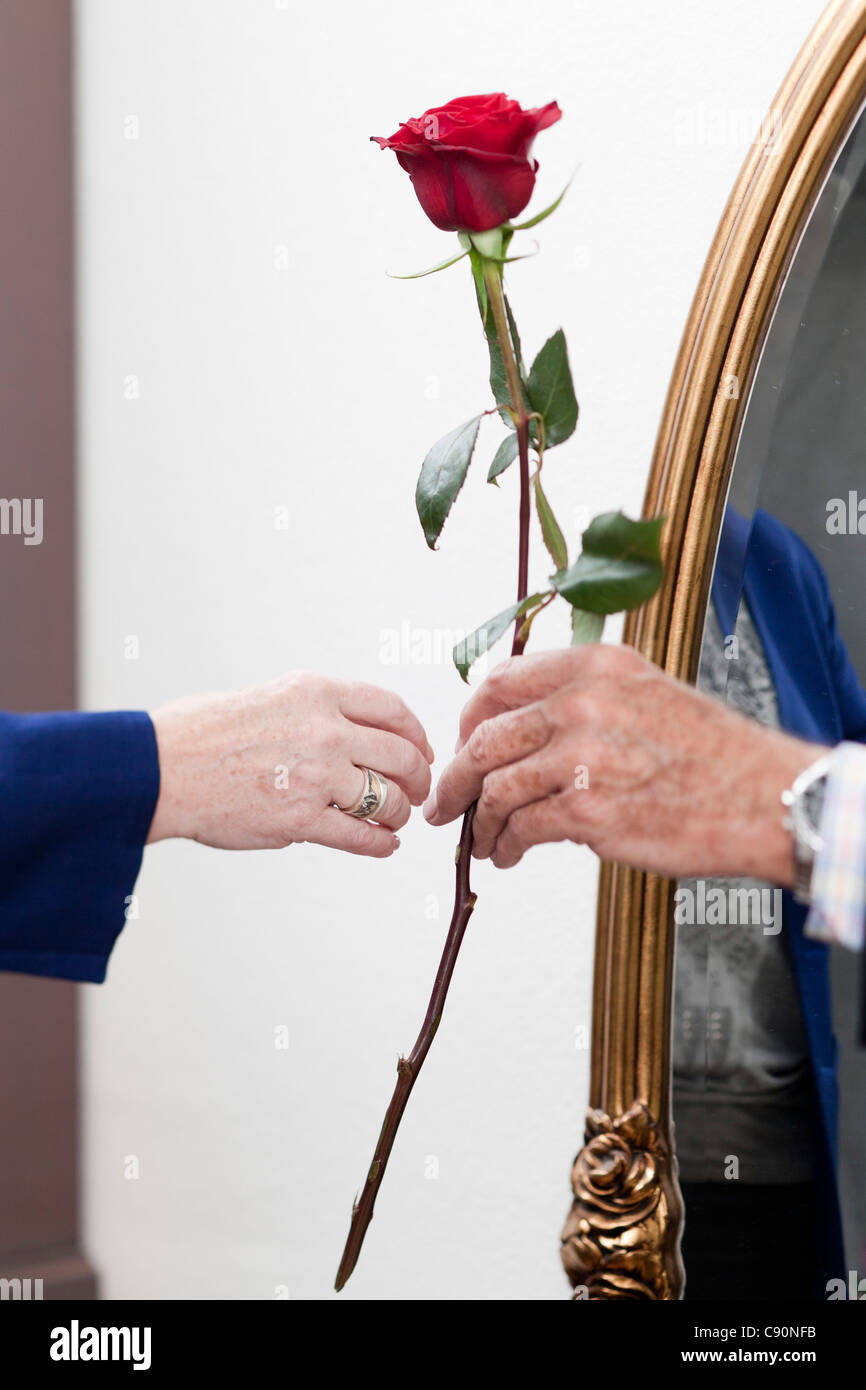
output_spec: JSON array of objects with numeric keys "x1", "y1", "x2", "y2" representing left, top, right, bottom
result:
[{"x1": 372, "y1": 93, "x2": 561, "y2": 233}]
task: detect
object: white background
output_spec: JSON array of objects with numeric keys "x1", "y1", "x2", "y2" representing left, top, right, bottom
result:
[{"x1": 75, "y1": 0, "x2": 824, "y2": 1300}]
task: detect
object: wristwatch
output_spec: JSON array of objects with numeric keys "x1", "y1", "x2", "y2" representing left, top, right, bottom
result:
[{"x1": 781, "y1": 752, "x2": 832, "y2": 904}]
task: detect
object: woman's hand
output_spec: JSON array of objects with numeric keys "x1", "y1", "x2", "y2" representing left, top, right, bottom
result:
[{"x1": 147, "y1": 671, "x2": 433, "y2": 857}]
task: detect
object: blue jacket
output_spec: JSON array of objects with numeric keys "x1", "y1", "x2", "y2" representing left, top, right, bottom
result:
[
  {"x1": 712, "y1": 506, "x2": 866, "y2": 1289},
  {"x1": 0, "y1": 710, "x2": 159, "y2": 982}
]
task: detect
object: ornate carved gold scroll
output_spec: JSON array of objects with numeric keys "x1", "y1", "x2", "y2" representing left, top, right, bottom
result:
[{"x1": 561, "y1": 1103, "x2": 679, "y2": 1299}]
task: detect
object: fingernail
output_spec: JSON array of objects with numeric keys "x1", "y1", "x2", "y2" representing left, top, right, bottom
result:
[
  {"x1": 423, "y1": 793, "x2": 439, "y2": 823},
  {"x1": 425, "y1": 741, "x2": 435, "y2": 764},
  {"x1": 391, "y1": 836, "x2": 401, "y2": 851}
]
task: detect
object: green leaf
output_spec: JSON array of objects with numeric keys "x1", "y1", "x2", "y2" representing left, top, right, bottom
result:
[
  {"x1": 534, "y1": 473, "x2": 568, "y2": 570},
  {"x1": 511, "y1": 171, "x2": 577, "y2": 230},
  {"x1": 526, "y1": 329, "x2": 578, "y2": 447},
  {"x1": 388, "y1": 249, "x2": 468, "y2": 280},
  {"x1": 552, "y1": 511, "x2": 664, "y2": 614},
  {"x1": 485, "y1": 308, "x2": 512, "y2": 418},
  {"x1": 505, "y1": 296, "x2": 525, "y2": 376},
  {"x1": 415, "y1": 416, "x2": 482, "y2": 549},
  {"x1": 488, "y1": 433, "x2": 520, "y2": 483},
  {"x1": 468, "y1": 246, "x2": 487, "y2": 321},
  {"x1": 454, "y1": 592, "x2": 547, "y2": 682},
  {"x1": 571, "y1": 608, "x2": 604, "y2": 645}
]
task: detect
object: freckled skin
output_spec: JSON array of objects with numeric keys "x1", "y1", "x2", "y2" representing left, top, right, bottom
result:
[
  {"x1": 425, "y1": 645, "x2": 822, "y2": 884},
  {"x1": 147, "y1": 671, "x2": 433, "y2": 859}
]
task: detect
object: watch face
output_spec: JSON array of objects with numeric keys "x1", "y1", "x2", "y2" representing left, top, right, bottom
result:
[{"x1": 802, "y1": 777, "x2": 827, "y2": 836}]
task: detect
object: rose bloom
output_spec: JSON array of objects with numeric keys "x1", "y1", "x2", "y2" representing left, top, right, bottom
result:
[{"x1": 372, "y1": 93, "x2": 561, "y2": 233}]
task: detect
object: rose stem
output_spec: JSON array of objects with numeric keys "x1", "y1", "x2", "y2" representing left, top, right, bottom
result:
[
  {"x1": 334, "y1": 253, "x2": 531, "y2": 1292},
  {"x1": 333, "y1": 807, "x2": 477, "y2": 1292},
  {"x1": 483, "y1": 259, "x2": 532, "y2": 652}
]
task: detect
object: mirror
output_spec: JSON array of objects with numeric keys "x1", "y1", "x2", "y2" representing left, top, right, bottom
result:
[
  {"x1": 674, "y1": 98, "x2": 866, "y2": 1301},
  {"x1": 563, "y1": 0, "x2": 866, "y2": 1302}
]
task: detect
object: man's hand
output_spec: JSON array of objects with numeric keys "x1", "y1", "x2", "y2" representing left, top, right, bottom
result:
[
  {"x1": 147, "y1": 672, "x2": 433, "y2": 857},
  {"x1": 424, "y1": 645, "x2": 824, "y2": 884}
]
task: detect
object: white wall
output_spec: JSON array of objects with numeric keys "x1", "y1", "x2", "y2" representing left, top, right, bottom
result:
[{"x1": 76, "y1": 0, "x2": 825, "y2": 1300}]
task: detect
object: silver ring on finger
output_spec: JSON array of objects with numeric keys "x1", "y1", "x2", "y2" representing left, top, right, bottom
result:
[{"x1": 337, "y1": 767, "x2": 389, "y2": 820}]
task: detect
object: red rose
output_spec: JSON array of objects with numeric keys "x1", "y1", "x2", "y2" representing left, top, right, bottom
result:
[{"x1": 372, "y1": 93, "x2": 561, "y2": 233}]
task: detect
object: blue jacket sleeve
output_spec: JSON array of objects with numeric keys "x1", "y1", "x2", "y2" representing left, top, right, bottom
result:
[{"x1": 0, "y1": 709, "x2": 160, "y2": 982}]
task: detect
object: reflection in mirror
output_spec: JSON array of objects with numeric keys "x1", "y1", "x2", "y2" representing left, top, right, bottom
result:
[{"x1": 672, "y1": 100, "x2": 866, "y2": 1301}]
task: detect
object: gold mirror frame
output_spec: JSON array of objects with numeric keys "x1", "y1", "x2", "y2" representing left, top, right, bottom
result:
[{"x1": 560, "y1": 0, "x2": 866, "y2": 1300}]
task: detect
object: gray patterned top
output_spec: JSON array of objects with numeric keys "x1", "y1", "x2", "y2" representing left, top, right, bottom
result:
[{"x1": 672, "y1": 600, "x2": 817, "y2": 1184}]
